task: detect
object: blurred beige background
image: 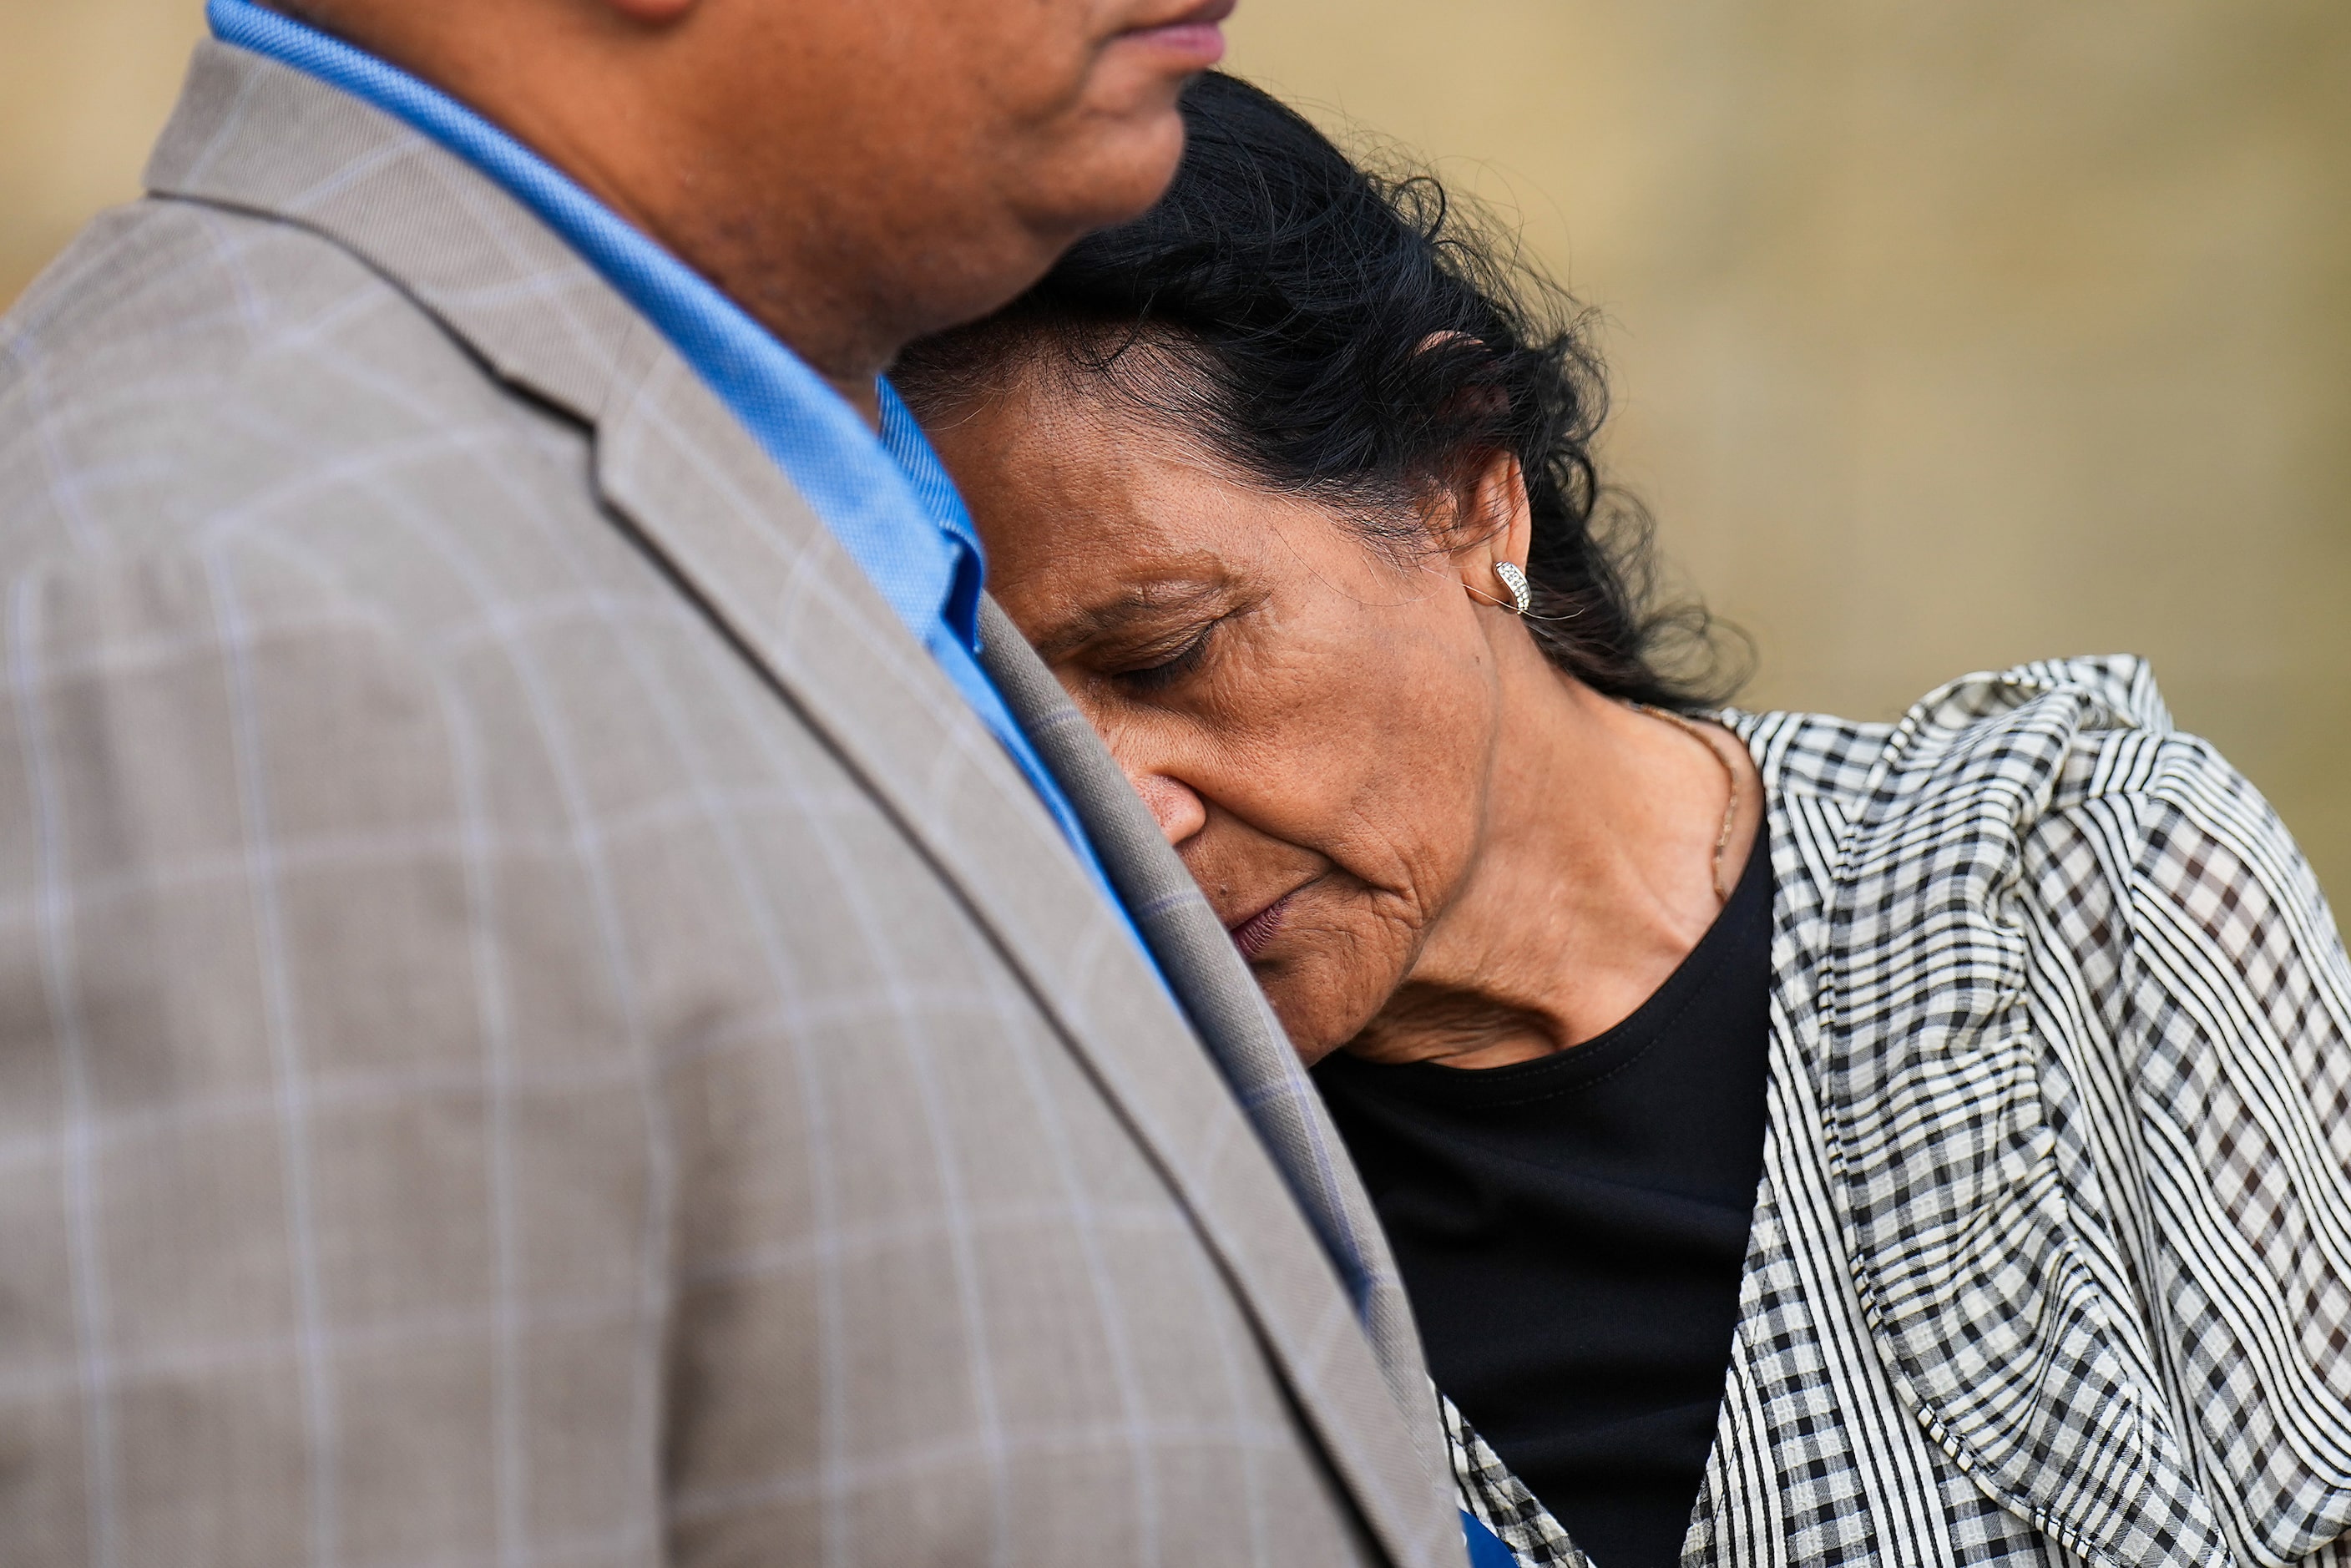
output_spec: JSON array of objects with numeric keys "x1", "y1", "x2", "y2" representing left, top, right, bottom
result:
[{"x1": 5, "y1": 1, "x2": 2348, "y2": 899}]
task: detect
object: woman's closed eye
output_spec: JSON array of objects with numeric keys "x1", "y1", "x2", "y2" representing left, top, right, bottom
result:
[{"x1": 1111, "y1": 619, "x2": 1222, "y2": 694}]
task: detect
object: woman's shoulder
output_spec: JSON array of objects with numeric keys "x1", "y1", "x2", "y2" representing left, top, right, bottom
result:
[
  {"x1": 1725, "y1": 656, "x2": 2351, "y2": 1565},
  {"x1": 1726, "y1": 651, "x2": 2338, "y2": 1025},
  {"x1": 1722, "y1": 652, "x2": 2257, "y2": 832}
]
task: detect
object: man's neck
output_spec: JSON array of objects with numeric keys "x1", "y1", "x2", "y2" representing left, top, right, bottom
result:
[{"x1": 260, "y1": 0, "x2": 895, "y2": 423}]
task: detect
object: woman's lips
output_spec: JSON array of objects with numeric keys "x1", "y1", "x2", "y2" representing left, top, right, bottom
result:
[{"x1": 1228, "y1": 890, "x2": 1292, "y2": 962}]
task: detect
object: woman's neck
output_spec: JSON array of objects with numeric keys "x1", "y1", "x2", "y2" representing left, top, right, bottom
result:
[{"x1": 1348, "y1": 638, "x2": 1762, "y2": 1070}]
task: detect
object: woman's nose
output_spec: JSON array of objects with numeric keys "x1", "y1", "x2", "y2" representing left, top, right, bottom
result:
[{"x1": 1128, "y1": 772, "x2": 1208, "y2": 847}]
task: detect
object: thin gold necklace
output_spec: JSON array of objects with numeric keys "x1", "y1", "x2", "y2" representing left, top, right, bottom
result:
[{"x1": 1628, "y1": 702, "x2": 1742, "y2": 905}]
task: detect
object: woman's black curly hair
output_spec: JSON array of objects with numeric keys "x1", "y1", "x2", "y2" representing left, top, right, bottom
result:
[{"x1": 895, "y1": 70, "x2": 1738, "y2": 709}]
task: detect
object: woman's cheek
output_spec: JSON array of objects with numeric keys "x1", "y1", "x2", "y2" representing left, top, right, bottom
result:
[
  {"x1": 1267, "y1": 941, "x2": 1401, "y2": 1061},
  {"x1": 1289, "y1": 883, "x2": 1431, "y2": 1052}
]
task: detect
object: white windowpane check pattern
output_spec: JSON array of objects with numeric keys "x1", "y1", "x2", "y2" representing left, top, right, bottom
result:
[{"x1": 0, "y1": 42, "x2": 1468, "y2": 1568}]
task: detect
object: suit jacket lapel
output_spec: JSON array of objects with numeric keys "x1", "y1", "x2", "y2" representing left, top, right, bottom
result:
[
  {"x1": 977, "y1": 600, "x2": 1443, "y2": 1458},
  {"x1": 144, "y1": 42, "x2": 1461, "y2": 1566}
]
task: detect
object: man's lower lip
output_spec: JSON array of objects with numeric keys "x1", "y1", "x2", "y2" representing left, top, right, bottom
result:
[
  {"x1": 1229, "y1": 893, "x2": 1292, "y2": 961},
  {"x1": 1116, "y1": 21, "x2": 1228, "y2": 67}
]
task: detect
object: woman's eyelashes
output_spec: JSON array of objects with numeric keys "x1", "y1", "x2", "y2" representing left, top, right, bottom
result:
[{"x1": 1110, "y1": 620, "x2": 1221, "y2": 694}]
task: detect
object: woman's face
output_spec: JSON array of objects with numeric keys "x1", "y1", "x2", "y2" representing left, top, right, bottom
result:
[{"x1": 927, "y1": 368, "x2": 1518, "y2": 1061}]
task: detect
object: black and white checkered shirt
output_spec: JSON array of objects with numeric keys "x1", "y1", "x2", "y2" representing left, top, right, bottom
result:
[{"x1": 1448, "y1": 657, "x2": 2351, "y2": 1567}]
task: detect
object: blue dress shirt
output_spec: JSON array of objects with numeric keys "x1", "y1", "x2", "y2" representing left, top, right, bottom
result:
[{"x1": 203, "y1": 0, "x2": 1133, "y2": 923}]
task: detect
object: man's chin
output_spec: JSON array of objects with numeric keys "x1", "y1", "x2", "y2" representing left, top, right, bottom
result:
[{"x1": 1039, "y1": 111, "x2": 1189, "y2": 237}]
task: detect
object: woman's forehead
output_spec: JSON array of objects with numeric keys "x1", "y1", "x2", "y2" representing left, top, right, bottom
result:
[
  {"x1": 930, "y1": 366, "x2": 1387, "y2": 625},
  {"x1": 953, "y1": 397, "x2": 1279, "y2": 552}
]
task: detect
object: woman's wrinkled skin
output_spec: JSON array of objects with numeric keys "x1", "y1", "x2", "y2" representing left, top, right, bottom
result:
[{"x1": 928, "y1": 363, "x2": 1763, "y2": 1068}]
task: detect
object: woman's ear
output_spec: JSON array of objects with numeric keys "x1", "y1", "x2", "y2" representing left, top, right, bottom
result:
[{"x1": 1451, "y1": 449, "x2": 1535, "y2": 610}]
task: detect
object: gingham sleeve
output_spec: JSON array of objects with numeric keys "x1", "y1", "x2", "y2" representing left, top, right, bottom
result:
[
  {"x1": 2064, "y1": 731, "x2": 2351, "y2": 1562},
  {"x1": 1439, "y1": 1390, "x2": 1591, "y2": 1568}
]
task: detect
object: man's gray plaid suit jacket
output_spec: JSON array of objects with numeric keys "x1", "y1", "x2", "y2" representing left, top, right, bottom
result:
[{"x1": 0, "y1": 43, "x2": 1464, "y2": 1568}]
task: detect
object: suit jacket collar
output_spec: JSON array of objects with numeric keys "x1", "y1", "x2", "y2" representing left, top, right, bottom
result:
[
  {"x1": 975, "y1": 600, "x2": 1443, "y2": 1463},
  {"x1": 144, "y1": 42, "x2": 1460, "y2": 1565}
]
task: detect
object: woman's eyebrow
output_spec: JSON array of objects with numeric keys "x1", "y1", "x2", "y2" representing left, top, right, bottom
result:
[{"x1": 1028, "y1": 577, "x2": 1232, "y2": 661}]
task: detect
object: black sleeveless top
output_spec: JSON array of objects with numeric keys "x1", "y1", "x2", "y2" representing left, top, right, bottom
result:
[{"x1": 1315, "y1": 842, "x2": 1773, "y2": 1567}]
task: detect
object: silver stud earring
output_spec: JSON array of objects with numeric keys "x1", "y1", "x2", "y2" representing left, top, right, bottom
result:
[{"x1": 1494, "y1": 561, "x2": 1533, "y2": 616}]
